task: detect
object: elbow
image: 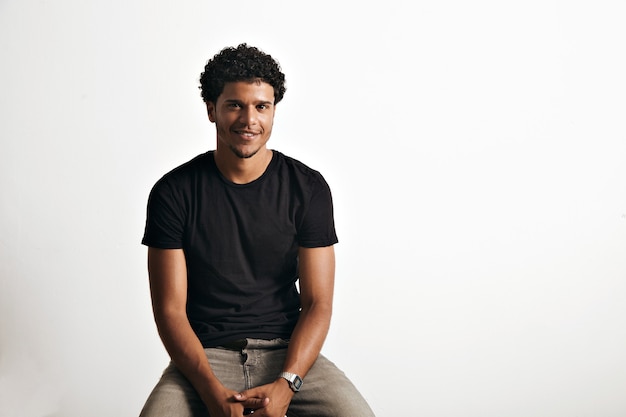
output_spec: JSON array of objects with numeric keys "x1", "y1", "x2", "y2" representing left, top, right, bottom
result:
[{"x1": 301, "y1": 299, "x2": 333, "y2": 322}]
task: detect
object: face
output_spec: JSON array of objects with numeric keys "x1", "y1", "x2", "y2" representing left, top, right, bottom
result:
[{"x1": 207, "y1": 80, "x2": 276, "y2": 159}]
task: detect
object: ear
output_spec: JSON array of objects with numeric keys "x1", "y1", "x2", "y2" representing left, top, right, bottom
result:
[{"x1": 206, "y1": 102, "x2": 216, "y2": 123}]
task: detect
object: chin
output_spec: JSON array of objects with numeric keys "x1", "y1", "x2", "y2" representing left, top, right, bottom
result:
[{"x1": 230, "y1": 145, "x2": 260, "y2": 159}]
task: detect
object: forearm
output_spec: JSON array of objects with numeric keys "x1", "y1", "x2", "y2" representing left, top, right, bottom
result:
[
  {"x1": 154, "y1": 310, "x2": 226, "y2": 404},
  {"x1": 279, "y1": 245, "x2": 335, "y2": 379},
  {"x1": 280, "y1": 301, "x2": 332, "y2": 378},
  {"x1": 148, "y1": 247, "x2": 226, "y2": 407}
]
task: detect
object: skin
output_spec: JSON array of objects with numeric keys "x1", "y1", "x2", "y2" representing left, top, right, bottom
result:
[
  {"x1": 207, "y1": 80, "x2": 276, "y2": 185},
  {"x1": 147, "y1": 80, "x2": 335, "y2": 417}
]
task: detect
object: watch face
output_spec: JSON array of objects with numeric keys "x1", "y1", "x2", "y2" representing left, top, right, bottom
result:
[{"x1": 293, "y1": 375, "x2": 303, "y2": 391}]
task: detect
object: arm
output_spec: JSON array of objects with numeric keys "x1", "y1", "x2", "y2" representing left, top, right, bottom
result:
[
  {"x1": 147, "y1": 247, "x2": 268, "y2": 417},
  {"x1": 237, "y1": 245, "x2": 335, "y2": 416},
  {"x1": 281, "y1": 245, "x2": 335, "y2": 379}
]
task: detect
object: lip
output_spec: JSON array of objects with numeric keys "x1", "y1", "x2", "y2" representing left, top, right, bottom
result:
[{"x1": 234, "y1": 130, "x2": 260, "y2": 140}]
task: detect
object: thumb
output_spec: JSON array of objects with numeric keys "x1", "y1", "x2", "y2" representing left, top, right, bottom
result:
[
  {"x1": 236, "y1": 395, "x2": 270, "y2": 408},
  {"x1": 233, "y1": 392, "x2": 269, "y2": 403}
]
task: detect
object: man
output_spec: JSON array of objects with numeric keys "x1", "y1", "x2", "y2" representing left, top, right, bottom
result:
[{"x1": 139, "y1": 44, "x2": 375, "y2": 417}]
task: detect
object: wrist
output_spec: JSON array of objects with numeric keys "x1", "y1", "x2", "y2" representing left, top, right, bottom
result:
[
  {"x1": 278, "y1": 371, "x2": 303, "y2": 393},
  {"x1": 197, "y1": 379, "x2": 228, "y2": 406}
]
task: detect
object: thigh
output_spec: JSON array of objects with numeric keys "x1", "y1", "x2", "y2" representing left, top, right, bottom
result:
[
  {"x1": 288, "y1": 354, "x2": 376, "y2": 417},
  {"x1": 138, "y1": 362, "x2": 207, "y2": 417},
  {"x1": 139, "y1": 348, "x2": 247, "y2": 417}
]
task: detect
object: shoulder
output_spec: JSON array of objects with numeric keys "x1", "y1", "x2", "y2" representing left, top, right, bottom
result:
[
  {"x1": 160, "y1": 152, "x2": 213, "y2": 180},
  {"x1": 273, "y1": 151, "x2": 327, "y2": 184},
  {"x1": 147, "y1": 152, "x2": 215, "y2": 202},
  {"x1": 151, "y1": 152, "x2": 213, "y2": 187}
]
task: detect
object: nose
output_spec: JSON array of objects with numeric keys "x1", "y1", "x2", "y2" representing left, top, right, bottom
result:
[{"x1": 239, "y1": 106, "x2": 258, "y2": 126}]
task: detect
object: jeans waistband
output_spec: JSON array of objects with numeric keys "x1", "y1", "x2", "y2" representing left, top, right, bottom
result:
[
  {"x1": 218, "y1": 338, "x2": 289, "y2": 350},
  {"x1": 219, "y1": 339, "x2": 248, "y2": 350}
]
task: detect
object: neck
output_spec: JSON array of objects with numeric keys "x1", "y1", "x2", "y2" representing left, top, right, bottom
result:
[{"x1": 214, "y1": 148, "x2": 273, "y2": 184}]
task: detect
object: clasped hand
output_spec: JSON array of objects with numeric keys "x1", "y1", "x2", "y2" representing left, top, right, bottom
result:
[{"x1": 209, "y1": 379, "x2": 293, "y2": 417}]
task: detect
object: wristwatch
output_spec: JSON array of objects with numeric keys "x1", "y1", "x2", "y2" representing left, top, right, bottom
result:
[{"x1": 278, "y1": 371, "x2": 303, "y2": 392}]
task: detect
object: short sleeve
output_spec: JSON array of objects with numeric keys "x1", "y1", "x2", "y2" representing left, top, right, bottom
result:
[
  {"x1": 297, "y1": 174, "x2": 338, "y2": 248},
  {"x1": 141, "y1": 178, "x2": 186, "y2": 249}
]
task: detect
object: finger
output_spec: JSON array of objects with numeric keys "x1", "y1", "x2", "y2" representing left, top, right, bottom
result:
[
  {"x1": 232, "y1": 393, "x2": 269, "y2": 405},
  {"x1": 241, "y1": 396, "x2": 270, "y2": 408}
]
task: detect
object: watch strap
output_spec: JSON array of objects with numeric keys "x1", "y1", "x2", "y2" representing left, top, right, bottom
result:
[{"x1": 279, "y1": 371, "x2": 303, "y2": 392}]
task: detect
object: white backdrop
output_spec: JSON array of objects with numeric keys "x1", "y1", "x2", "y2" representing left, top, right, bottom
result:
[{"x1": 1, "y1": 1, "x2": 626, "y2": 416}]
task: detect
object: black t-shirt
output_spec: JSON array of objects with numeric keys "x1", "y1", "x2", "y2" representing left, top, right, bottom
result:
[{"x1": 142, "y1": 150, "x2": 338, "y2": 347}]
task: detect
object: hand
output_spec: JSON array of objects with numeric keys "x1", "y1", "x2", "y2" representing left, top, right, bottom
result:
[
  {"x1": 235, "y1": 393, "x2": 270, "y2": 415},
  {"x1": 233, "y1": 379, "x2": 294, "y2": 417},
  {"x1": 203, "y1": 386, "x2": 269, "y2": 417}
]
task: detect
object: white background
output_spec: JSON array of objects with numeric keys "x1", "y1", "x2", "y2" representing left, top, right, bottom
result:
[{"x1": 1, "y1": 1, "x2": 626, "y2": 416}]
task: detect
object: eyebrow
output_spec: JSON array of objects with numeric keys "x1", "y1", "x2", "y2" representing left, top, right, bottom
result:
[{"x1": 223, "y1": 99, "x2": 274, "y2": 106}]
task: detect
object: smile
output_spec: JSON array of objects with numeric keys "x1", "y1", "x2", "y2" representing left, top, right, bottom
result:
[{"x1": 234, "y1": 130, "x2": 260, "y2": 138}]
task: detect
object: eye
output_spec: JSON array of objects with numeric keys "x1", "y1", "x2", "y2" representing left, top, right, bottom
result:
[{"x1": 227, "y1": 103, "x2": 241, "y2": 109}]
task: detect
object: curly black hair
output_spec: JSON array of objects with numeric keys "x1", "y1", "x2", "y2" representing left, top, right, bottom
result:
[{"x1": 199, "y1": 43, "x2": 286, "y2": 105}]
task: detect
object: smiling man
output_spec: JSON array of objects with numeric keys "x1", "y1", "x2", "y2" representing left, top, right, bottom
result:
[{"x1": 139, "y1": 44, "x2": 375, "y2": 417}]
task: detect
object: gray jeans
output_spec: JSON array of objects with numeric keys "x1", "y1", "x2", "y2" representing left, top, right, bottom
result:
[{"x1": 139, "y1": 338, "x2": 375, "y2": 417}]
